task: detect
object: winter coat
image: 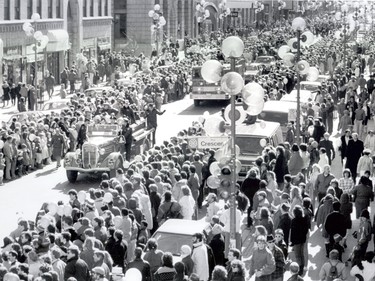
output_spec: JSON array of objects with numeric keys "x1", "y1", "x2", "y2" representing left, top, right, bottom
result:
[
  {"x1": 240, "y1": 176, "x2": 260, "y2": 209},
  {"x1": 51, "y1": 133, "x2": 65, "y2": 158},
  {"x1": 339, "y1": 193, "x2": 353, "y2": 229},
  {"x1": 315, "y1": 196, "x2": 334, "y2": 227},
  {"x1": 290, "y1": 216, "x2": 309, "y2": 245},
  {"x1": 209, "y1": 234, "x2": 225, "y2": 266},
  {"x1": 288, "y1": 152, "x2": 304, "y2": 176},
  {"x1": 64, "y1": 257, "x2": 90, "y2": 281}
]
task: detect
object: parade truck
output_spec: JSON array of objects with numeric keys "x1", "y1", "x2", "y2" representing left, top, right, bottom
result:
[
  {"x1": 190, "y1": 62, "x2": 245, "y2": 107},
  {"x1": 64, "y1": 120, "x2": 154, "y2": 183}
]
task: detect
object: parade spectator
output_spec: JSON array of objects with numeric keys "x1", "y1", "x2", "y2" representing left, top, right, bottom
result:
[
  {"x1": 351, "y1": 176, "x2": 374, "y2": 219},
  {"x1": 153, "y1": 252, "x2": 176, "y2": 281},
  {"x1": 345, "y1": 133, "x2": 364, "y2": 182},
  {"x1": 191, "y1": 233, "x2": 209, "y2": 281},
  {"x1": 319, "y1": 250, "x2": 347, "y2": 281},
  {"x1": 248, "y1": 235, "x2": 276, "y2": 281}
]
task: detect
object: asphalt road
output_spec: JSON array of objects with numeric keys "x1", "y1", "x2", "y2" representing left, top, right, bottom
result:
[{"x1": 0, "y1": 95, "x2": 374, "y2": 281}]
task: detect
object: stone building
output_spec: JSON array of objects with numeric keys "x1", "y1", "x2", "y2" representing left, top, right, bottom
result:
[{"x1": 0, "y1": 0, "x2": 112, "y2": 86}]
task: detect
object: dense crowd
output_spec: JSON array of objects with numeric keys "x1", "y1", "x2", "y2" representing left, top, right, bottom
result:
[{"x1": 2, "y1": 11, "x2": 375, "y2": 281}]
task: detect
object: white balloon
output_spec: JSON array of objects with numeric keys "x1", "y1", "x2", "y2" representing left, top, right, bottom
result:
[
  {"x1": 103, "y1": 192, "x2": 113, "y2": 203},
  {"x1": 221, "y1": 72, "x2": 244, "y2": 95},
  {"x1": 47, "y1": 202, "x2": 58, "y2": 216},
  {"x1": 201, "y1": 60, "x2": 223, "y2": 83},
  {"x1": 278, "y1": 45, "x2": 291, "y2": 59},
  {"x1": 209, "y1": 162, "x2": 221, "y2": 176},
  {"x1": 77, "y1": 191, "x2": 86, "y2": 204},
  {"x1": 33, "y1": 31, "x2": 43, "y2": 41},
  {"x1": 124, "y1": 268, "x2": 142, "y2": 281},
  {"x1": 287, "y1": 38, "x2": 298, "y2": 51},
  {"x1": 222, "y1": 36, "x2": 244, "y2": 58},
  {"x1": 154, "y1": 4, "x2": 161, "y2": 11},
  {"x1": 283, "y1": 53, "x2": 296, "y2": 67},
  {"x1": 207, "y1": 175, "x2": 221, "y2": 189},
  {"x1": 307, "y1": 67, "x2": 320, "y2": 82},
  {"x1": 0, "y1": 140, "x2": 4, "y2": 149},
  {"x1": 204, "y1": 116, "x2": 226, "y2": 136},
  {"x1": 148, "y1": 10, "x2": 155, "y2": 18}
]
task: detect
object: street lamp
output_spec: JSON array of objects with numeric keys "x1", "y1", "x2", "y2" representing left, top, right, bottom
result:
[
  {"x1": 339, "y1": 8, "x2": 350, "y2": 69},
  {"x1": 23, "y1": 13, "x2": 49, "y2": 110},
  {"x1": 148, "y1": 4, "x2": 166, "y2": 56}
]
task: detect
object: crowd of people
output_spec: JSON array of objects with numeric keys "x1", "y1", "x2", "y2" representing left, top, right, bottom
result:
[{"x1": 2, "y1": 10, "x2": 375, "y2": 281}]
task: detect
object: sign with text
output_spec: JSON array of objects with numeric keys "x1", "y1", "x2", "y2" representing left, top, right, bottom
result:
[
  {"x1": 230, "y1": 11, "x2": 239, "y2": 17},
  {"x1": 188, "y1": 136, "x2": 229, "y2": 150},
  {"x1": 227, "y1": 0, "x2": 253, "y2": 8}
]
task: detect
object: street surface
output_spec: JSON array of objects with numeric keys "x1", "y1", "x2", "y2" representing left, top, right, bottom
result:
[{"x1": 0, "y1": 94, "x2": 374, "y2": 281}]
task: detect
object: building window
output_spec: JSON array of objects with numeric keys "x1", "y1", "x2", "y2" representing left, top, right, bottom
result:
[
  {"x1": 90, "y1": 0, "x2": 94, "y2": 16},
  {"x1": 27, "y1": 0, "x2": 32, "y2": 18},
  {"x1": 48, "y1": 0, "x2": 53, "y2": 18},
  {"x1": 56, "y1": 0, "x2": 61, "y2": 17},
  {"x1": 98, "y1": 0, "x2": 102, "y2": 16},
  {"x1": 104, "y1": 0, "x2": 108, "y2": 16},
  {"x1": 4, "y1": 0, "x2": 10, "y2": 20},
  {"x1": 37, "y1": 0, "x2": 42, "y2": 16},
  {"x1": 15, "y1": 0, "x2": 21, "y2": 20},
  {"x1": 83, "y1": 0, "x2": 87, "y2": 17}
]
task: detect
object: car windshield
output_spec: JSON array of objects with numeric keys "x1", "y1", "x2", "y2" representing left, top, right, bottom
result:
[
  {"x1": 153, "y1": 232, "x2": 192, "y2": 256},
  {"x1": 256, "y1": 57, "x2": 273, "y2": 64},
  {"x1": 236, "y1": 136, "x2": 264, "y2": 155},
  {"x1": 300, "y1": 84, "x2": 319, "y2": 92}
]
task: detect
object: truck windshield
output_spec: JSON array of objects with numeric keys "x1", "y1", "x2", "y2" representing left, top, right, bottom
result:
[
  {"x1": 153, "y1": 232, "x2": 192, "y2": 256},
  {"x1": 259, "y1": 111, "x2": 288, "y2": 125},
  {"x1": 236, "y1": 136, "x2": 264, "y2": 154}
]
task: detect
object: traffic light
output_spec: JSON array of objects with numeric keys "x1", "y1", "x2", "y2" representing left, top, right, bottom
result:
[{"x1": 218, "y1": 165, "x2": 232, "y2": 199}]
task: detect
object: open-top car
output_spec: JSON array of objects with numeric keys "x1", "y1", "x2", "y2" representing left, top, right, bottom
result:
[{"x1": 64, "y1": 119, "x2": 153, "y2": 183}]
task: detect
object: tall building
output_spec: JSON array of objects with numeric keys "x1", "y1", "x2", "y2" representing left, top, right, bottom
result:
[{"x1": 0, "y1": 0, "x2": 112, "y2": 86}]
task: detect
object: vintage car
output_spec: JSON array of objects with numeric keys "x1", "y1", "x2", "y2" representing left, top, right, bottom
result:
[{"x1": 64, "y1": 119, "x2": 153, "y2": 183}]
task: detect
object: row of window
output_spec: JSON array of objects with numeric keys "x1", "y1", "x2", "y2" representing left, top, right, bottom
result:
[
  {"x1": 3, "y1": 0, "x2": 109, "y2": 20},
  {"x1": 83, "y1": 0, "x2": 109, "y2": 17}
]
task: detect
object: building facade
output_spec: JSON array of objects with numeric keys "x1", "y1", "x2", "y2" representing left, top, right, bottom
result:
[{"x1": 0, "y1": 0, "x2": 112, "y2": 87}]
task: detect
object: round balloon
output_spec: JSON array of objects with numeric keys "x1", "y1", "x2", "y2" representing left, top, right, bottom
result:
[
  {"x1": 103, "y1": 192, "x2": 113, "y2": 203},
  {"x1": 296, "y1": 60, "x2": 310, "y2": 75},
  {"x1": 307, "y1": 67, "x2": 319, "y2": 82},
  {"x1": 204, "y1": 116, "x2": 226, "y2": 136},
  {"x1": 209, "y1": 161, "x2": 221, "y2": 177},
  {"x1": 201, "y1": 60, "x2": 223, "y2": 83},
  {"x1": 63, "y1": 205, "x2": 72, "y2": 216},
  {"x1": 0, "y1": 140, "x2": 4, "y2": 149},
  {"x1": 221, "y1": 36, "x2": 244, "y2": 58},
  {"x1": 39, "y1": 216, "x2": 50, "y2": 229},
  {"x1": 206, "y1": 175, "x2": 221, "y2": 189},
  {"x1": 124, "y1": 268, "x2": 142, "y2": 281},
  {"x1": 114, "y1": 216, "x2": 122, "y2": 228},
  {"x1": 282, "y1": 53, "x2": 296, "y2": 67},
  {"x1": 57, "y1": 205, "x2": 64, "y2": 216},
  {"x1": 287, "y1": 38, "x2": 298, "y2": 51},
  {"x1": 221, "y1": 72, "x2": 244, "y2": 95},
  {"x1": 77, "y1": 191, "x2": 86, "y2": 204},
  {"x1": 259, "y1": 138, "x2": 267, "y2": 147},
  {"x1": 277, "y1": 45, "x2": 290, "y2": 59},
  {"x1": 214, "y1": 149, "x2": 224, "y2": 161},
  {"x1": 302, "y1": 31, "x2": 314, "y2": 46},
  {"x1": 242, "y1": 82, "x2": 265, "y2": 116},
  {"x1": 47, "y1": 202, "x2": 58, "y2": 216}
]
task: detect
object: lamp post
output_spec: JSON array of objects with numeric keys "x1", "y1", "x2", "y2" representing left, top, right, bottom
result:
[
  {"x1": 148, "y1": 4, "x2": 166, "y2": 56},
  {"x1": 340, "y1": 9, "x2": 349, "y2": 69},
  {"x1": 292, "y1": 17, "x2": 307, "y2": 144},
  {"x1": 23, "y1": 13, "x2": 49, "y2": 110},
  {"x1": 220, "y1": 36, "x2": 245, "y2": 249}
]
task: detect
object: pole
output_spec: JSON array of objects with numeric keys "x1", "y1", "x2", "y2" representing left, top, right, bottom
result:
[
  {"x1": 296, "y1": 30, "x2": 301, "y2": 144},
  {"x1": 35, "y1": 40, "x2": 38, "y2": 111},
  {"x1": 229, "y1": 57, "x2": 237, "y2": 249}
]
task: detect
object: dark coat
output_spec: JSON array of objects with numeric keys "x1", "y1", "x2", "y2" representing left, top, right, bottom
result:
[
  {"x1": 110, "y1": 239, "x2": 127, "y2": 269},
  {"x1": 274, "y1": 155, "x2": 289, "y2": 183},
  {"x1": 277, "y1": 213, "x2": 292, "y2": 245},
  {"x1": 290, "y1": 216, "x2": 309, "y2": 245},
  {"x1": 51, "y1": 133, "x2": 65, "y2": 158},
  {"x1": 324, "y1": 211, "x2": 347, "y2": 240},
  {"x1": 345, "y1": 139, "x2": 364, "y2": 175},
  {"x1": 181, "y1": 255, "x2": 194, "y2": 277},
  {"x1": 127, "y1": 258, "x2": 151, "y2": 281},
  {"x1": 240, "y1": 177, "x2": 260, "y2": 209},
  {"x1": 64, "y1": 257, "x2": 90, "y2": 281},
  {"x1": 209, "y1": 234, "x2": 225, "y2": 266}
]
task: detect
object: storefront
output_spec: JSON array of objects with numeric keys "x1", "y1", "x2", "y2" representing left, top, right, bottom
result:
[
  {"x1": 46, "y1": 29, "x2": 70, "y2": 84},
  {"x1": 25, "y1": 44, "x2": 45, "y2": 86},
  {"x1": 82, "y1": 38, "x2": 97, "y2": 62},
  {"x1": 97, "y1": 37, "x2": 111, "y2": 61},
  {"x1": 2, "y1": 46, "x2": 23, "y2": 85}
]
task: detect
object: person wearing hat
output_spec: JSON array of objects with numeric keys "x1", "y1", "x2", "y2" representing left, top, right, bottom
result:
[
  {"x1": 92, "y1": 266, "x2": 107, "y2": 281},
  {"x1": 209, "y1": 224, "x2": 225, "y2": 266},
  {"x1": 357, "y1": 149, "x2": 373, "y2": 177},
  {"x1": 266, "y1": 234, "x2": 286, "y2": 281},
  {"x1": 248, "y1": 235, "x2": 276, "y2": 281},
  {"x1": 319, "y1": 250, "x2": 346, "y2": 281},
  {"x1": 318, "y1": 132, "x2": 335, "y2": 165}
]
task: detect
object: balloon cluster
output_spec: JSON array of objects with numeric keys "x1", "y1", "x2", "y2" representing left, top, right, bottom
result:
[
  {"x1": 196, "y1": 0, "x2": 210, "y2": 23},
  {"x1": 23, "y1": 18, "x2": 49, "y2": 50},
  {"x1": 278, "y1": 0, "x2": 286, "y2": 11},
  {"x1": 305, "y1": 0, "x2": 322, "y2": 11},
  {"x1": 149, "y1": 4, "x2": 166, "y2": 33},
  {"x1": 218, "y1": 0, "x2": 231, "y2": 19},
  {"x1": 255, "y1": 1, "x2": 265, "y2": 14},
  {"x1": 277, "y1": 18, "x2": 319, "y2": 80}
]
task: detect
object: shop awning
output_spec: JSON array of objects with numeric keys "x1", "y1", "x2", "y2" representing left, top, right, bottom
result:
[{"x1": 46, "y1": 29, "x2": 70, "y2": 52}]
